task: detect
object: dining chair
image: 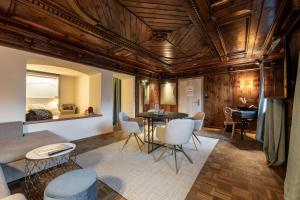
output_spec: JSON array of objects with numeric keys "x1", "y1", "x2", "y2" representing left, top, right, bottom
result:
[
  {"x1": 191, "y1": 112, "x2": 205, "y2": 150},
  {"x1": 155, "y1": 119, "x2": 194, "y2": 173},
  {"x1": 223, "y1": 107, "x2": 239, "y2": 139},
  {"x1": 119, "y1": 112, "x2": 144, "y2": 151}
]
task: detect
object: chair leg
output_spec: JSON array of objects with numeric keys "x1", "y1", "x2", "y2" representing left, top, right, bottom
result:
[
  {"x1": 155, "y1": 147, "x2": 168, "y2": 162},
  {"x1": 179, "y1": 145, "x2": 193, "y2": 164},
  {"x1": 135, "y1": 134, "x2": 144, "y2": 145},
  {"x1": 133, "y1": 134, "x2": 143, "y2": 152},
  {"x1": 192, "y1": 135, "x2": 197, "y2": 150},
  {"x1": 223, "y1": 124, "x2": 227, "y2": 134},
  {"x1": 121, "y1": 133, "x2": 132, "y2": 151},
  {"x1": 231, "y1": 123, "x2": 235, "y2": 139},
  {"x1": 193, "y1": 132, "x2": 202, "y2": 144},
  {"x1": 174, "y1": 145, "x2": 178, "y2": 174},
  {"x1": 144, "y1": 127, "x2": 146, "y2": 142}
]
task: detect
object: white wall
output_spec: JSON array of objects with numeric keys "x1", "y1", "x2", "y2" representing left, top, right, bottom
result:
[
  {"x1": 89, "y1": 73, "x2": 101, "y2": 114},
  {"x1": 60, "y1": 74, "x2": 102, "y2": 115},
  {"x1": 75, "y1": 75, "x2": 90, "y2": 114},
  {"x1": 100, "y1": 70, "x2": 113, "y2": 133},
  {"x1": 0, "y1": 45, "x2": 115, "y2": 139},
  {"x1": 121, "y1": 77, "x2": 135, "y2": 117},
  {"x1": 0, "y1": 46, "x2": 27, "y2": 122},
  {"x1": 59, "y1": 75, "x2": 76, "y2": 105},
  {"x1": 24, "y1": 116, "x2": 103, "y2": 141}
]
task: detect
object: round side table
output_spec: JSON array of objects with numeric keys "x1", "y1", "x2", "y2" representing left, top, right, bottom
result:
[{"x1": 24, "y1": 143, "x2": 77, "y2": 200}]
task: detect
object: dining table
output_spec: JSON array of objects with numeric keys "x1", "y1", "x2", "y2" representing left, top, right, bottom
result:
[{"x1": 138, "y1": 112, "x2": 188, "y2": 153}]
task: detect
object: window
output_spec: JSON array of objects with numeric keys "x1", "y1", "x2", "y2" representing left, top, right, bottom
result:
[{"x1": 26, "y1": 72, "x2": 59, "y2": 98}]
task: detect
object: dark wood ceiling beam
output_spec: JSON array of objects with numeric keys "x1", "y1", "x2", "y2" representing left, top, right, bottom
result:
[
  {"x1": 141, "y1": 18, "x2": 190, "y2": 25},
  {"x1": 124, "y1": 7, "x2": 188, "y2": 16},
  {"x1": 119, "y1": 0, "x2": 185, "y2": 11},
  {"x1": 247, "y1": 0, "x2": 264, "y2": 57},
  {"x1": 132, "y1": 12, "x2": 190, "y2": 20},
  {"x1": 0, "y1": 17, "x2": 160, "y2": 77},
  {"x1": 184, "y1": 0, "x2": 227, "y2": 62},
  {"x1": 164, "y1": 56, "x2": 284, "y2": 79}
]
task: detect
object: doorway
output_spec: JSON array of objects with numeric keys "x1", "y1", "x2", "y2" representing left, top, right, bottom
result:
[{"x1": 178, "y1": 78, "x2": 204, "y2": 116}]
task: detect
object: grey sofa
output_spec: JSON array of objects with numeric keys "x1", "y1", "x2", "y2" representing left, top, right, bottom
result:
[
  {"x1": 0, "y1": 166, "x2": 26, "y2": 200},
  {"x1": 0, "y1": 121, "x2": 66, "y2": 198}
]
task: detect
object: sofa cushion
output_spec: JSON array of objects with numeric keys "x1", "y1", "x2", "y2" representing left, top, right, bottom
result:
[
  {"x1": 0, "y1": 131, "x2": 66, "y2": 164},
  {"x1": 0, "y1": 166, "x2": 10, "y2": 199},
  {"x1": 0, "y1": 122, "x2": 23, "y2": 140},
  {"x1": 1, "y1": 193, "x2": 27, "y2": 200},
  {"x1": 1, "y1": 160, "x2": 26, "y2": 183}
]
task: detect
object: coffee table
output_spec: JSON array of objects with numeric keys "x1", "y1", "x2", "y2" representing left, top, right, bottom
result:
[{"x1": 24, "y1": 143, "x2": 77, "y2": 200}]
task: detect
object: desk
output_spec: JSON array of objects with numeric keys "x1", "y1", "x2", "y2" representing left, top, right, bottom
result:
[
  {"x1": 138, "y1": 112, "x2": 188, "y2": 153},
  {"x1": 232, "y1": 110, "x2": 258, "y2": 139}
]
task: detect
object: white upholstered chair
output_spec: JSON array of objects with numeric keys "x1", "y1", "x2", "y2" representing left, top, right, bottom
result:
[
  {"x1": 119, "y1": 112, "x2": 144, "y2": 151},
  {"x1": 223, "y1": 107, "x2": 239, "y2": 139},
  {"x1": 155, "y1": 119, "x2": 194, "y2": 173},
  {"x1": 191, "y1": 112, "x2": 205, "y2": 150}
]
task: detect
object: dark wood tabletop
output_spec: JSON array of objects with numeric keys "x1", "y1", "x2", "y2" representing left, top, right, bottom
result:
[{"x1": 138, "y1": 112, "x2": 188, "y2": 119}]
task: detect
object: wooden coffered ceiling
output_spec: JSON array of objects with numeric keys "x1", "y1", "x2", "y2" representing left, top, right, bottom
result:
[{"x1": 0, "y1": 0, "x2": 298, "y2": 78}]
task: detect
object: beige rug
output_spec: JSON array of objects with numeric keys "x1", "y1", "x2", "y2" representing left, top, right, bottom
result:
[{"x1": 77, "y1": 136, "x2": 218, "y2": 200}]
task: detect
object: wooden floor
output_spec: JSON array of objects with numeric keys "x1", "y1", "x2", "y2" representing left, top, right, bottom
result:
[
  {"x1": 9, "y1": 128, "x2": 284, "y2": 200},
  {"x1": 187, "y1": 129, "x2": 284, "y2": 200}
]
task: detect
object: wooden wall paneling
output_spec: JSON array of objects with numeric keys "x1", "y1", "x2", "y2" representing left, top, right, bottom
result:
[
  {"x1": 135, "y1": 77, "x2": 179, "y2": 114},
  {"x1": 204, "y1": 73, "x2": 233, "y2": 128},
  {"x1": 232, "y1": 70, "x2": 260, "y2": 107},
  {"x1": 204, "y1": 70, "x2": 260, "y2": 129},
  {"x1": 264, "y1": 66, "x2": 286, "y2": 98},
  {"x1": 140, "y1": 79, "x2": 160, "y2": 112}
]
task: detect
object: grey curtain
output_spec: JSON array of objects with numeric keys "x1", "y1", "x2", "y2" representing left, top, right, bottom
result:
[
  {"x1": 285, "y1": 52, "x2": 300, "y2": 200},
  {"x1": 256, "y1": 62, "x2": 265, "y2": 142},
  {"x1": 113, "y1": 78, "x2": 121, "y2": 125},
  {"x1": 263, "y1": 99, "x2": 285, "y2": 166}
]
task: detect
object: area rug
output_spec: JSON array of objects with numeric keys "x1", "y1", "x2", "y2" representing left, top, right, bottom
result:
[{"x1": 77, "y1": 136, "x2": 218, "y2": 200}]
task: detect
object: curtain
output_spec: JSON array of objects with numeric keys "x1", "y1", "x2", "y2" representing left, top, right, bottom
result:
[
  {"x1": 285, "y1": 52, "x2": 300, "y2": 200},
  {"x1": 113, "y1": 78, "x2": 121, "y2": 125},
  {"x1": 256, "y1": 62, "x2": 265, "y2": 142},
  {"x1": 263, "y1": 99, "x2": 285, "y2": 166}
]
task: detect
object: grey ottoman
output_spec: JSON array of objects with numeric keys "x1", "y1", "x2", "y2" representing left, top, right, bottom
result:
[{"x1": 44, "y1": 169, "x2": 98, "y2": 200}]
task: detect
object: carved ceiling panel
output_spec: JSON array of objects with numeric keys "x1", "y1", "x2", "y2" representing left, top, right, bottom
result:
[
  {"x1": 0, "y1": 0, "x2": 293, "y2": 77},
  {"x1": 118, "y1": 0, "x2": 191, "y2": 31},
  {"x1": 167, "y1": 24, "x2": 212, "y2": 58},
  {"x1": 219, "y1": 17, "x2": 249, "y2": 57},
  {"x1": 74, "y1": 0, "x2": 152, "y2": 44}
]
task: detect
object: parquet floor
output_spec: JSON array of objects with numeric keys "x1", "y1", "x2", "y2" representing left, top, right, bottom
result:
[
  {"x1": 9, "y1": 128, "x2": 284, "y2": 200},
  {"x1": 186, "y1": 129, "x2": 284, "y2": 200}
]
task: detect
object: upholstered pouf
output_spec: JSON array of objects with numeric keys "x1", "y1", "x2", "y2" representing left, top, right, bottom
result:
[{"x1": 44, "y1": 169, "x2": 97, "y2": 200}]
